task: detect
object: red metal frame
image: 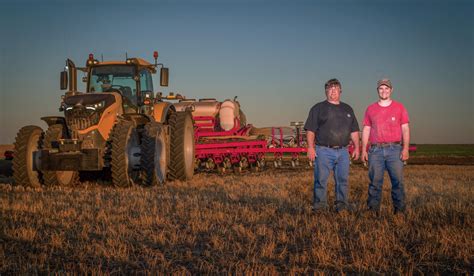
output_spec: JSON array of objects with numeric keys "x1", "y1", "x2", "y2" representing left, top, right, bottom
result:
[{"x1": 194, "y1": 114, "x2": 308, "y2": 169}]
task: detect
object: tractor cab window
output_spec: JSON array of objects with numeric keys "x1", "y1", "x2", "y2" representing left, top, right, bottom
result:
[
  {"x1": 89, "y1": 65, "x2": 138, "y2": 107},
  {"x1": 139, "y1": 69, "x2": 153, "y2": 94}
]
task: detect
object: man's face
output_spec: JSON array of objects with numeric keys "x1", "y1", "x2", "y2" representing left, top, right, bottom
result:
[
  {"x1": 326, "y1": 84, "x2": 341, "y2": 102},
  {"x1": 377, "y1": 85, "x2": 392, "y2": 100}
]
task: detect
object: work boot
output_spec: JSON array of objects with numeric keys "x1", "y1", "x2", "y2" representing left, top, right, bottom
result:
[
  {"x1": 393, "y1": 208, "x2": 407, "y2": 219},
  {"x1": 335, "y1": 202, "x2": 354, "y2": 214},
  {"x1": 312, "y1": 205, "x2": 329, "y2": 214},
  {"x1": 366, "y1": 207, "x2": 381, "y2": 218}
]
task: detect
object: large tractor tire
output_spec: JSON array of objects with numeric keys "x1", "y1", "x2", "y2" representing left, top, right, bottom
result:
[
  {"x1": 168, "y1": 111, "x2": 195, "y2": 181},
  {"x1": 13, "y1": 126, "x2": 44, "y2": 187},
  {"x1": 141, "y1": 122, "x2": 168, "y2": 185},
  {"x1": 110, "y1": 120, "x2": 141, "y2": 187},
  {"x1": 43, "y1": 124, "x2": 79, "y2": 186}
]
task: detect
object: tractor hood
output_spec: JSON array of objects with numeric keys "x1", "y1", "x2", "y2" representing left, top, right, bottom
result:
[{"x1": 64, "y1": 93, "x2": 116, "y2": 107}]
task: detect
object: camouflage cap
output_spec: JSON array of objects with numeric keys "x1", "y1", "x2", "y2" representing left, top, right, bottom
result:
[{"x1": 377, "y1": 78, "x2": 392, "y2": 88}]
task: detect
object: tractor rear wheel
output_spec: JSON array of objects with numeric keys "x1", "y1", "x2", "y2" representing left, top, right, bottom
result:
[
  {"x1": 13, "y1": 126, "x2": 43, "y2": 187},
  {"x1": 168, "y1": 111, "x2": 194, "y2": 181},
  {"x1": 110, "y1": 120, "x2": 141, "y2": 187},
  {"x1": 142, "y1": 122, "x2": 168, "y2": 185},
  {"x1": 43, "y1": 124, "x2": 79, "y2": 186}
]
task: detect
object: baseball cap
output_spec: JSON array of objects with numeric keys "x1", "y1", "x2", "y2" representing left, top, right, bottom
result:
[{"x1": 377, "y1": 78, "x2": 392, "y2": 88}]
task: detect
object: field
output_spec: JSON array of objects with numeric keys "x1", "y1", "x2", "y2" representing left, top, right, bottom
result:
[{"x1": 1, "y1": 164, "x2": 473, "y2": 274}]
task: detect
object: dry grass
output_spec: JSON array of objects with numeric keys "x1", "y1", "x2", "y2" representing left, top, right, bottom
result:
[{"x1": 0, "y1": 165, "x2": 472, "y2": 274}]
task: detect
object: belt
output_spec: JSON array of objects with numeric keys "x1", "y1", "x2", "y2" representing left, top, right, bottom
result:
[
  {"x1": 317, "y1": 144, "x2": 347, "y2": 149},
  {"x1": 371, "y1": 142, "x2": 401, "y2": 147}
]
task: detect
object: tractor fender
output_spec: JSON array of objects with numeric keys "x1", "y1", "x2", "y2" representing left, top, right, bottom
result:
[
  {"x1": 121, "y1": 113, "x2": 152, "y2": 126},
  {"x1": 41, "y1": 116, "x2": 70, "y2": 138},
  {"x1": 41, "y1": 116, "x2": 67, "y2": 127},
  {"x1": 153, "y1": 102, "x2": 176, "y2": 124}
]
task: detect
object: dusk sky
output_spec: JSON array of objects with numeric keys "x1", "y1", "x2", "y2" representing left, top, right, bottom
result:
[{"x1": 0, "y1": 0, "x2": 472, "y2": 144}]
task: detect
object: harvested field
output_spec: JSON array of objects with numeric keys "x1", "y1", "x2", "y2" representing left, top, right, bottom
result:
[{"x1": 0, "y1": 165, "x2": 472, "y2": 274}]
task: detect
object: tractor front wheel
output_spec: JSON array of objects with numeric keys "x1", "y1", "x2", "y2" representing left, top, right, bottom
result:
[{"x1": 13, "y1": 126, "x2": 44, "y2": 187}]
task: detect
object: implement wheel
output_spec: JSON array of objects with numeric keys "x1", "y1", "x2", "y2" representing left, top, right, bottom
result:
[
  {"x1": 110, "y1": 120, "x2": 141, "y2": 187},
  {"x1": 142, "y1": 122, "x2": 168, "y2": 185},
  {"x1": 168, "y1": 111, "x2": 195, "y2": 181},
  {"x1": 43, "y1": 124, "x2": 78, "y2": 186},
  {"x1": 13, "y1": 126, "x2": 44, "y2": 187}
]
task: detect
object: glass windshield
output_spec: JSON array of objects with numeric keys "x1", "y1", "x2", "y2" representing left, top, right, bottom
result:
[{"x1": 89, "y1": 65, "x2": 137, "y2": 104}]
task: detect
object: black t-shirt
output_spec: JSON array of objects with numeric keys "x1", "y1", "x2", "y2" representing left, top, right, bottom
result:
[{"x1": 304, "y1": 100, "x2": 360, "y2": 147}]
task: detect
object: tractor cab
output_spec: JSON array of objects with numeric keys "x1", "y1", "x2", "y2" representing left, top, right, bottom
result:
[{"x1": 84, "y1": 54, "x2": 168, "y2": 113}]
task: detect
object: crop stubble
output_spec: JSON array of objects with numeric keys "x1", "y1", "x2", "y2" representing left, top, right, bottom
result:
[{"x1": 0, "y1": 165, "x2": 472, "y2": 273}]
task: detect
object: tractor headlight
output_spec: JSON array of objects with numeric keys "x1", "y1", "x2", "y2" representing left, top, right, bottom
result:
[
  {"x1": 85, "y1": 100, "x2": 106, "y2": 111},
  {"x1": 64, "y1": 100, "x2": 106, "y2": 112}
]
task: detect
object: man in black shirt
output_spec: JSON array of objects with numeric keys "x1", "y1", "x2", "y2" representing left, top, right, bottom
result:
[{"x1": 304, "y1": 78, "x2": 360, "y2": 212}]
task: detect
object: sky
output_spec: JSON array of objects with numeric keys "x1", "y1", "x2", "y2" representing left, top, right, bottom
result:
[{"x1": 0, "y1": 0, "x2": 473, "y2": 144}]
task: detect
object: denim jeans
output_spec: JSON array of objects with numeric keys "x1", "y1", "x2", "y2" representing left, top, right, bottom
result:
[
  {"x1": 313, "y1": 145, "x2": 350, "y2": 211},
  {"x1": 367, "y1": 144, "x2": 406, "y2": 212}
]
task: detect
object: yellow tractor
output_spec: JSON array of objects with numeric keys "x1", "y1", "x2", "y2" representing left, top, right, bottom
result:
[{"x1": 13, "y1": 52, "x2": 195, "y2": 187}]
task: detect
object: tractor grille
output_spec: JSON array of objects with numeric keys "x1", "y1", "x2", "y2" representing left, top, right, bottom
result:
[{"x1": 66, "y1": 108, "x2": 100, "y2": 132}]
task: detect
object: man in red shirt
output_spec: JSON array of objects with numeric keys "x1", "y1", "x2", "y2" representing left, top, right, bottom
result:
[{"x1": 361, "y1": 79, "x2": 410, "y2": 215}]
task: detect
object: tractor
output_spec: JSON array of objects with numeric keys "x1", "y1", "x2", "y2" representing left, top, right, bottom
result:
[{"x1": 13, "y1": 52, "x2": 195, "y2": 187}]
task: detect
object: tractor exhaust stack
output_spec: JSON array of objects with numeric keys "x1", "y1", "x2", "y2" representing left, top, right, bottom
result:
[{"x1": 67, "y1": 59, "x2": 77, "y2": 95}]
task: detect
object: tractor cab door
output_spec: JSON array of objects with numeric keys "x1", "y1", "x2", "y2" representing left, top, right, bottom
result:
[{"x1": 139, "y1": 69, "x2": 154, "y2": 99}]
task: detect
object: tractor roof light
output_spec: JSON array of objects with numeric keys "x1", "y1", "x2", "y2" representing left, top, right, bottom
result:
[
  {"x1": 126, "y1": 58, "x2": 138, "y2": 65},
  {"x1": 87, "y1": 54, "x2": 99, "y2": 66},
  {"x1": 153, "y1": 51, "x2": 159, "y2": 65},
  {"x1": 87, "y1": 60, "x2": 98, "y2": 65}
]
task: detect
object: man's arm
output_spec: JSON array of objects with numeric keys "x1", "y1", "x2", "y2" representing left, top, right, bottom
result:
[
  {"x1": 361, "y1": 126, "x2": 371, "y2": 163},
  {"x1": 306, "y1": 130, "x2": 316, "y2": 161},
  {"x1": 350, "y1": 131, "x2": 360, "y2": 160},
  {"x1": 401, "y1": 123, "x2": 410, "y2": 161}
]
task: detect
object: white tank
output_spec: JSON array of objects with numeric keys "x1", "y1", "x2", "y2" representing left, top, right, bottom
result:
[
  {"x1": 174, "y1": 99, "x2": 220, "y2": 118},
  {"x1": 219, "y1": 100, "x2": 239, "y2": 130}
]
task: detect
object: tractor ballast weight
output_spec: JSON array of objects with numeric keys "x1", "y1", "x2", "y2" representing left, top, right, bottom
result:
[{"x1": 13, "y1": 53, "x2": 195, "y2": 187}]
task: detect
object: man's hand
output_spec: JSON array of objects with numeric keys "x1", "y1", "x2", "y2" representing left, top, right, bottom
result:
[
  {"x1": 307, "y1": 147, "x2": 316, "y2": 161},
  {"x1": 361, "y1": 150, "x2": 369, "y2": 163},
  {"x1": 351, "y1": 147, "x2": 360, "y2": 160},
  {"x1": 400, "y1": 148, "x2": 409, "y2": 161}
]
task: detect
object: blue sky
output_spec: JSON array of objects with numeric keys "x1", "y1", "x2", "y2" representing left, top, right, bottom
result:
[{"x1": 0, "y1": 0, "x2": 473, "y2": 144}]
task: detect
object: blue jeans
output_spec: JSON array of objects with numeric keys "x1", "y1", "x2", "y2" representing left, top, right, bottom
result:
[
  {"x1": 313, "y1": 145, "x2": 350, "y2": 211},
  {"x1": 367, "y1": 144, "x2": 406, "y2": 212}
]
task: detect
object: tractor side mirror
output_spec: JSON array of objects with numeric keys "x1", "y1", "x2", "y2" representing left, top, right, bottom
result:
[
  {"x1": 60, "y1": 71, "x2": 68, "y2": 90},
  {"x1": 160, "y1": 68, "x2": 169, "y2": 87}
]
